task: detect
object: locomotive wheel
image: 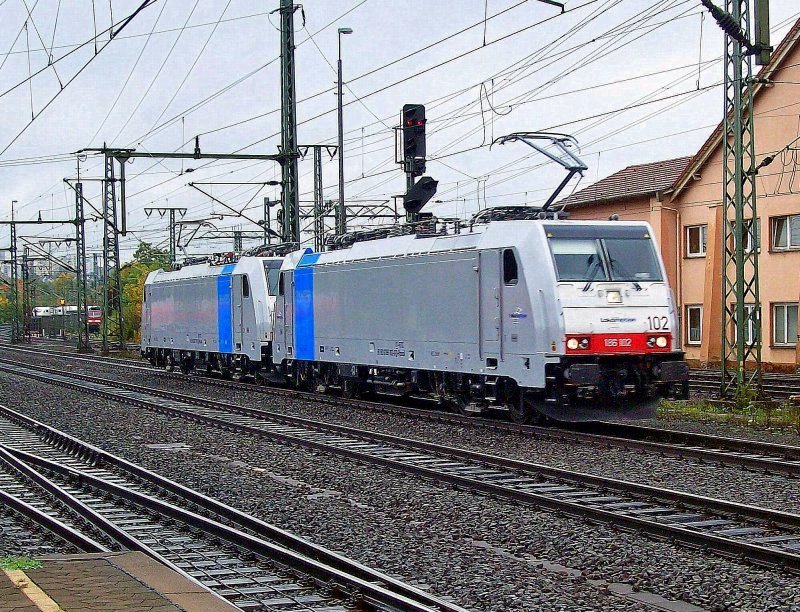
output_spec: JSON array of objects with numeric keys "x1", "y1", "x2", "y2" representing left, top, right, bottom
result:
[
  {"x1": 450, "y1": 392, "x2": 473, "y2": 417},
  {"x1": 341, "y1": 379, "x2": 361, "y2": 399},
  {"x1": 507, "y1": 396, "x2": 530, "y2": 424},
  {"x1": 179, "y1": 354, "x2": 193, "y2": 375}
]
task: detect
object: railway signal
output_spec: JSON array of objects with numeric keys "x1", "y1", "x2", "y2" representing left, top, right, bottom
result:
[
  {"x1": 402, "y1": 104, "x2": 427, "y2": 166},
  {"x1": 403, "y1": 176, "x2": 438, "y2": 214}
]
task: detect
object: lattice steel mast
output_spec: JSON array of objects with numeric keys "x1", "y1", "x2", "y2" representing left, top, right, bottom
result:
[
  {"x1": 702, "y1": 0, "x2": 771, "y2": 398},
  {"x1": 279, "y1": 0, "x2": 300, "y2": 244},
  {"x1": 102, "y1": 153, "x2": 125, "y2": 353}
]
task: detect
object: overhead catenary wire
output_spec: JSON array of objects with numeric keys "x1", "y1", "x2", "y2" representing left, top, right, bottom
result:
[
  {"x1": 0, "y1": 1, "x2": 161, "y2": 157},
  {"x1": 6, "y1": 2, "x2": 792, "y2": 256}
]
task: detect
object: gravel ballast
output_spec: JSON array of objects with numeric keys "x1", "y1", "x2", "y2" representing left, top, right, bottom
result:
[
  {"x1": 7, "y1": 349, "x2": 800, "y2": 516},
  {"x1": 1, "y1": 370, "x2": 799, "y2": 611}
]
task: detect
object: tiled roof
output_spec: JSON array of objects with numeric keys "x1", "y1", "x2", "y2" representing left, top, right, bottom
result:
[
  {"x1": 672, "y1": 18, "x2": 800, "y2": 197},
  {"x1": 557, "y1": 156, "x2": 692, "y2": 209}
]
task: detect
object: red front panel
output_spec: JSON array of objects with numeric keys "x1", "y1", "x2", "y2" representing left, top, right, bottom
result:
[{"x1": 565, "y1": 333, "x2": 672, "y2": 355}]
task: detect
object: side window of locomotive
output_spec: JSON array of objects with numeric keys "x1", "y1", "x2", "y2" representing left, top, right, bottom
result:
[
  {"x1": 503, "y1": 249, "x2": 518, "y2": 285},
  {"x1": 263, "y1": 261, "x2": 282, "y2": 296},
  {"x1": 278, "y1": 272, "x2": 285, "y2": 296},
  {"x1": 242, "y1": 276, "x2": 250, "y2": 298}
]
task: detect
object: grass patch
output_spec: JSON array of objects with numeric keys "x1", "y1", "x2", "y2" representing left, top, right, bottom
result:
[
  {"x1": 0, "y1": 556, "x2": 41, "y2": 571},
  {"x1": 659, "y1": 398, "x2": 800, "y2": 433}
]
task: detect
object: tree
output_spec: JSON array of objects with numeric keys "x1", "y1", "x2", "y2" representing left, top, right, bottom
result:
[
  {"x1": 51, "y1": 272, "x2": 74, "y2": 303},
  {"x1": 119, "y1": 242, "x2": 169, "y2": 341},
  {"x1": 132, "y1": 243, "x2": 169, "y2": 268}
]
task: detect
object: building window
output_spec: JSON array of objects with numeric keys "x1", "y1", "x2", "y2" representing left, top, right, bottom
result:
[
  {"x1": 731, "y1": 303, "x2": 759, "y2": 345},
  {"x1": 728, "y1": 218, "x2": 760, "y2": 253},
  {"x1": 685, "y1": 225, "x2": 707, "y2": 257},
  {"x1": 503, "y1": 249, "x2": 518, "y2": 285},
  {"x1": 772, "y1": 214, "x2": 800, "y2": 250},
  {"x1": 773, "y1": 303, "x2": 798, "y2": 347},
  {"x1": 685, "y1": 305, "x2": 702, "y2": 345}
]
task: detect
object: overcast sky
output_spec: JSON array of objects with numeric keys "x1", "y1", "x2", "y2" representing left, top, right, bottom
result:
[{"x1": 0, "y1": 0, "x2": 797, "y2": 262}]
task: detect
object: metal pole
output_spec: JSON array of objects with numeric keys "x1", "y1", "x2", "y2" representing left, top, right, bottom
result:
[
  {"x1": 280, "y1": 0, "x2": 300, "y2": 244},
  {"x1": 102, "y1": 154, "x2": 125, "y2": 353},
  {"x1": 337, "y1": 37, "x2": 346, "y2": 236},
  {"x1": 263, "y1": 197, "x2": 270, "y2": 245},
  {"x1": 406, "y1": 174, "x2": 416, "y2": 224},
  {"x1": 75, "y1": 181, "x2": 91, "y2": 352},
  {"x1": 718, "y1": 0, "x2": 762, "y2": 398},
  {"x1": 169, "y1": 208, "x2": 176, "y2": 266},
  {"x1": 314, "y1": 146, "x2": 324, "y2": 250},
  {"x1": 21, "y1": 246, "x2": 30, "y2": 342},
  {"x1": 9, "y1": 213, "x2": 19, "y2": 344}
]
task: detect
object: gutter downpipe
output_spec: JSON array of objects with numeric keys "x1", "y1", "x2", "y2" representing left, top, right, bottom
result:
[{"x1": 660, "y1": 198, "x2": 682, "y2": 347}]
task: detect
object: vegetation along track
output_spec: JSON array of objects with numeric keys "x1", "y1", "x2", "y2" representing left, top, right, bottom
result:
[
  {"x1": 2, "y1": 358, "x2": 800, "y2": 575},
  {"x1": 5, "y1": 346, "x2": 800, "y2": 477},
  {"x1": 0, "y1": 403, "x2": 466, "y2": 612}
]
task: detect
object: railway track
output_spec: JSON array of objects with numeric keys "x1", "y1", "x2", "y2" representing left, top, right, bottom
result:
[
  {"x1": 689, "y1": 369, "x2": 800, "y2": 400},
  {"x1": 4, "y1": 346, "x2": 800, "y2": 477},
  {"x1": 2, "y1": 359, "x2": 800, "y2": 575},
  {"x1": 0, "y1": 403, "x2": 465, "y2": 612}
]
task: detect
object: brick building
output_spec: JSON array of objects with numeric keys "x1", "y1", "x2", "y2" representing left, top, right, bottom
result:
[{"x1": 560, "y1": 20, "x2": 800, "y2": 371}]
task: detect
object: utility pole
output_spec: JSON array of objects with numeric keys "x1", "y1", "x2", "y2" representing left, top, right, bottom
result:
[
  {"x1": 314, "y1": 146, "x2": 325, "y2": 250},
  {"x1": 337, "y1": 27, "x2": 353, "y2": 236},
  {"x1": 21, "y1": 246, "x2": 31, "y2": 342},
  {"x1": 279, "y1": 0, "x2": 300, "y2": 244},
  {"x1": 9, "y1": 200, "x2": 18, "y2": 343},
  {"x1": 702, "y1": 0, "x2": 771, "y2": 398},
  {"x1": 263, "y1": 198, "x2": 276, "y2": 245},
  {"x1": 102, "y1": 152, "x2": 125, "y2": 353},
  {"x1": 144, "y1": 206, "x2": 187, "y2": 267},
  {"x1": 74, "y1": 181, "x2": 92, "y2": 352},
  {"x1": 1, "y1": 215, "x2": 78, "y2": 345},
  {"x1": 294, "y1": 144, "x2": 337, "y2": 250}
]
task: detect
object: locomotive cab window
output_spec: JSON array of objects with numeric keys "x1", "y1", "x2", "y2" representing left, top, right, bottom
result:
[
  {"x1": 278, "y1": 272, "x2": 285, "y2": 296},
  {"x1": 263, "y1": 260, "x2": 282, "y2": 296},
  {"x1": 503, "y1": 249, "x2": 518, "y2": 285},
  {"x1": 242, "y1": 276, "x2": 250, "y2": 298},
  {"x1": 549, "y1": 238, "x2": 607, "y2": 282},
  {"x1": 546, "y1": 226, "x2": 663, "y2": 283}
]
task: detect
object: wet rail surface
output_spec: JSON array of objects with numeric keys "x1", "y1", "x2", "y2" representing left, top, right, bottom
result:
[
  {"x1": 4, "y1": 346, "x2": 800, "y2": 477},
  {"x1": 2, "y1": 358, "x2": 800, "y2": 575},
  {"x1": 0, "y1": 400, "x2": 466, "y2": 612}
]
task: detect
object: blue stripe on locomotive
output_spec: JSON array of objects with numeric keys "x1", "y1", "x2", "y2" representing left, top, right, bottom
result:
[
  {"x1": 294, "y1": 251, "x2": 320, "y2": 360},
  {"x1": 217, "y1": 263, "x2": 237, "y2": 353}
]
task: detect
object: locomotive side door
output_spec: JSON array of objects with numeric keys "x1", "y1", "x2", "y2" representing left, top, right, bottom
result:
[
  {"x1": 274, "y1": 271, "x2": 295, "y2": 358},
  {"x1": 142, "y1": 287, "x2": 151, "y2": 343},
  {"x1": 231, "y1": 275, "x2": 244, "y2": 352},
  {"x1": 479, "y1": 249, "x2": 503, "y2": 359},
  {"x1": 284, "y1": 271, "x2": 295, "y2": 356}
]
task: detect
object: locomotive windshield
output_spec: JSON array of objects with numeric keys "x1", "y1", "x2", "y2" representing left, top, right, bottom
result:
[{"x1": 546, "y1": 226, "x2": 662, "y2": 283}]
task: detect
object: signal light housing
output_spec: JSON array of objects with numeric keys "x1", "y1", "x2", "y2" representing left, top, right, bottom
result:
[{"x1": 402, "y1": 104, "x2": 426, "y2": 162}]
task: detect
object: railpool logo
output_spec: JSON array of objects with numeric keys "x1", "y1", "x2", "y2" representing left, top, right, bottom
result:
[{"x1": 509, "y1": 307, "x2": 528, "y2": 320}]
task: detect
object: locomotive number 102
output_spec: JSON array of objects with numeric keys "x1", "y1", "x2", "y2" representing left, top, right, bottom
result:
[{"x1": 647, "y1": 315, "x2": 670, "y2": 330}]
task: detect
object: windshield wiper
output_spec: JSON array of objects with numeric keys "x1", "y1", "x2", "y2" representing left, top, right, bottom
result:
[
  {"x1": 582, "y1": 256, "x2": 603, "y2": 291},
  {"x1": 609, "y1": 258, "x2": 642, "y2": 290}
]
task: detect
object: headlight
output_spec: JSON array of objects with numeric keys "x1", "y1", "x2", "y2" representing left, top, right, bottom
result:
[
  {"x1": 567, "y1": 338, "x2": 579, "y2": 350},
  {"x1": 655, "y1": 336, "x2": 668, "y2": 348},
  {"x1": 578, "y1": 337, "x2": 590, "y2": 349}
]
